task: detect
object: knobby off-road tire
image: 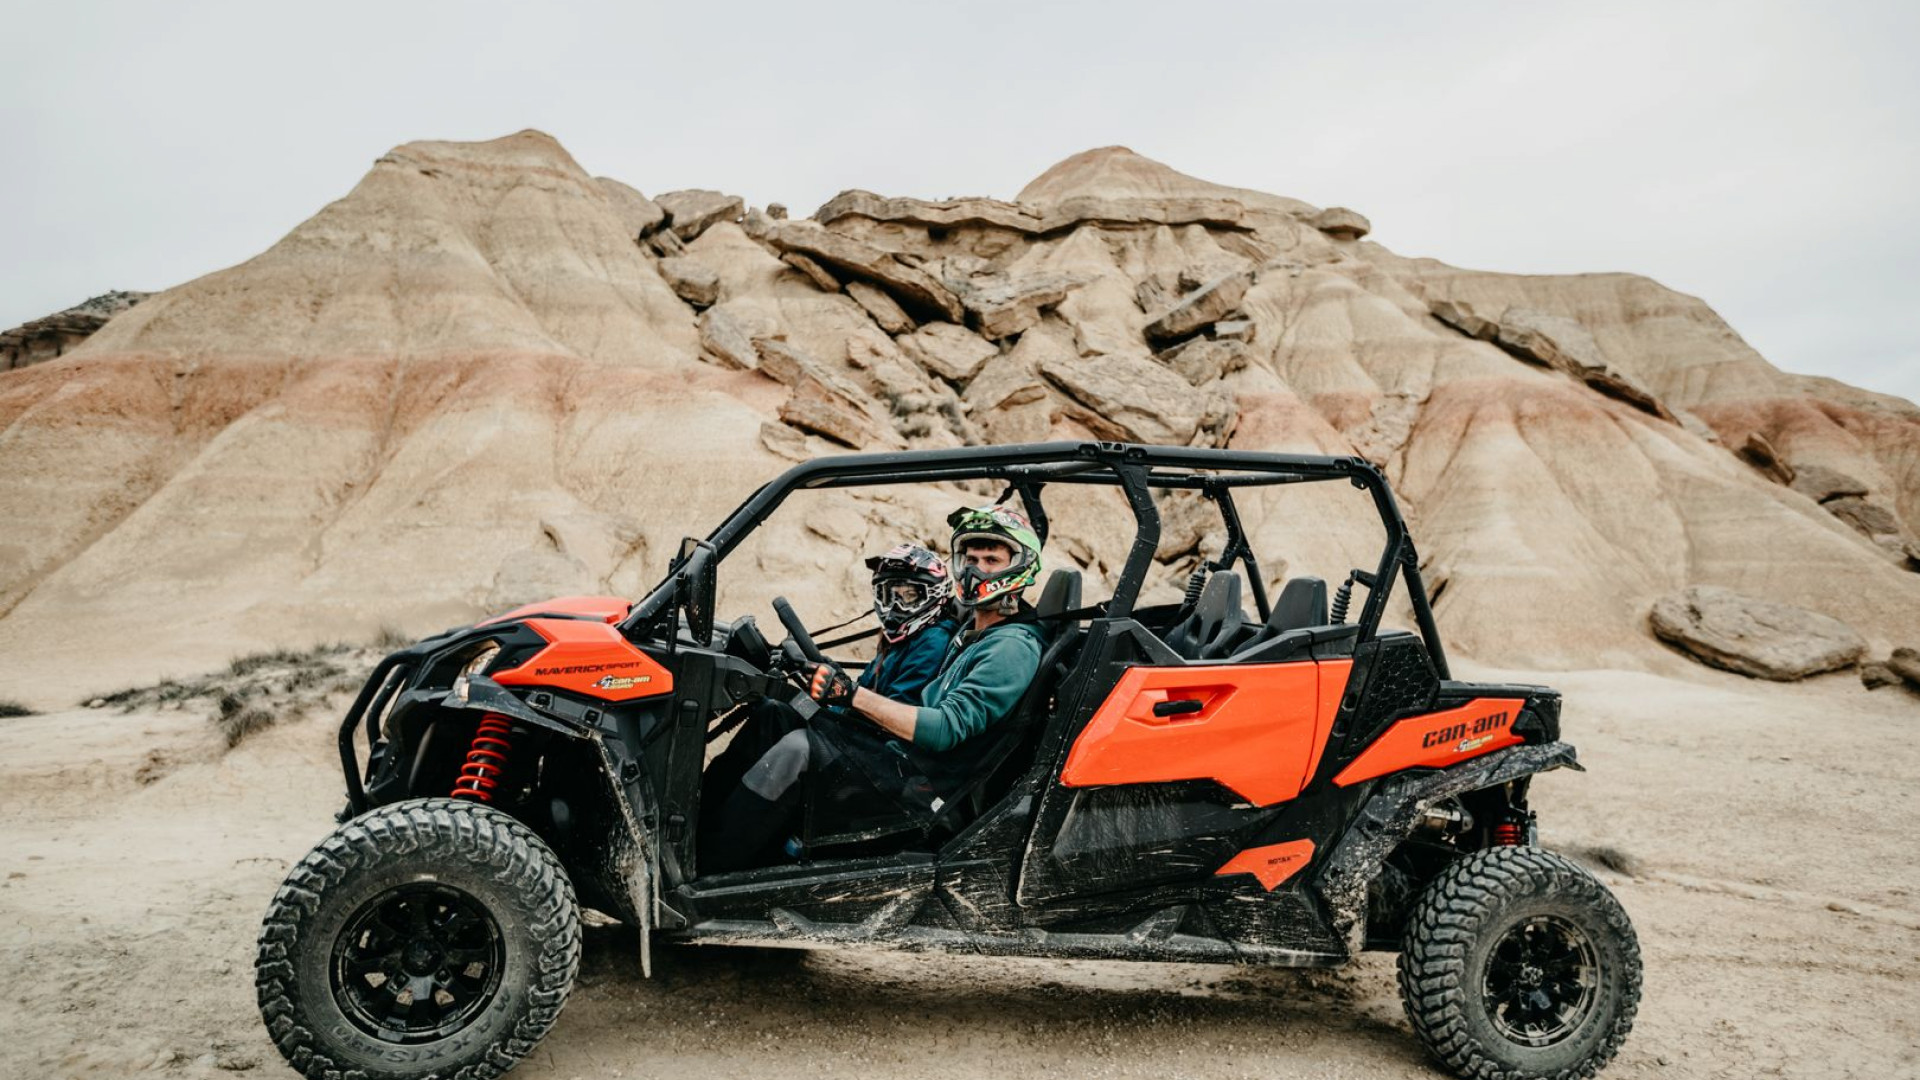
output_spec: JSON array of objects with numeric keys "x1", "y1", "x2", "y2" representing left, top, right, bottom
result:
[
  {"x1": 1398, "y1": 848, "x2": 1641, "y2": 1080},
  {"x1": 256, "y1": 798, "x2": 581, "y2": 1080}
]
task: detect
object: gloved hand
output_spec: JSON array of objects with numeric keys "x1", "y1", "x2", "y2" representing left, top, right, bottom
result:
[{"x1": 806, "y1": 661, "x2": 856, "y2": 708}]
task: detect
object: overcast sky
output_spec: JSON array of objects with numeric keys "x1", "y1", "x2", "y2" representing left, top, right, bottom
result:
[{"x1": 5, "y1": 0, "x2": 1915, "y2": 401}]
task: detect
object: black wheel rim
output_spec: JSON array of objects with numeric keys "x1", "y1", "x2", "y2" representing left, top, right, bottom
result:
[
  {"x1": 331, "y1": 882, "x2": 506, "y2": 1044},
  {"x1": 1481, "y1": 914, "x2": 1599, "y2": 1048}
]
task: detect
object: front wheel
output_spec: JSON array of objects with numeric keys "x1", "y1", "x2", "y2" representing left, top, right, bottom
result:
[
  {"x1": 255, "y1": 798, "x2": 581, "y2": 1080},
  {"x1": 1398, "y1": 847, "x2": 1641, "y2": 1080}
]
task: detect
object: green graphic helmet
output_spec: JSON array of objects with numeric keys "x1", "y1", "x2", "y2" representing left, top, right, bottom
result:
[{"x1": 947, "y1": 504, "x2": 1043, "y2": 610}]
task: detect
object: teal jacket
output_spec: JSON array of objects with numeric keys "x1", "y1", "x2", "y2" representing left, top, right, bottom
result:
[{"x1": 911, "y1": 609, "x2": 1046, "y2": 753}]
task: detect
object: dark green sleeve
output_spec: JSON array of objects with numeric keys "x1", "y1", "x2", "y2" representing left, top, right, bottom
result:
[{"x1": 911, "y1": 630, "x2": 1042, "y2": 753}]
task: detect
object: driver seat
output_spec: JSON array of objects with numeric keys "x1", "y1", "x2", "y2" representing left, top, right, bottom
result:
[{"x1": 936, "y1": 569, "x2": 1085, "y2": 829}]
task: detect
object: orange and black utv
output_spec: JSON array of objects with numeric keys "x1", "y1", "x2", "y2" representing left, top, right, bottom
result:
[{"x1": 257, "y1": 442, "x2": 1640, "y2": 1080}]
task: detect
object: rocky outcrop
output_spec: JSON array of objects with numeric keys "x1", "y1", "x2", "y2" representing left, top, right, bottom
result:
[
  {"x1": 1789, "y1": 463, "x2": 1869, "y2": 502},
  {"x1": 1310, "y1": 206, "x2": 1371, "y2": 239},
  {"x1": 1144, "y1": 272, "x2": 1252, "y2": 344},
  {"x1": 1737, "y1": 432, "x2": 1795, "y2": 485},
  {"x1": 1, "y1": 291, "x2": 149, "y2": 371},
  {"x1": 1039, "y1": 349, "x2": 1235, "y2": 446},
  {"x1": 1889, "y1": 647, "x2": 1920, "y2": 688},
  {"x1": 697, "y1": 304, "x2": 777, "y2": 370},
  {"x1": 761, "y1": 220, "x2": 964, "y2": 322},
  {"x1": 898, "y1": 323, "x2": 998, "y2": 385},
  {"x1": 814, "y1": 187, "x2": 1247, "y2": 236},
  {"x1": 1433, "y1": 300, "x2": 1674, "y2": 421},
  {"x1": 656, "y1": 190, "x2": 744, "y2": 242},
  {"x1": 594, "y1": 178, "x2": 667, "y2": 239},
  {"x1": 845, "y1": 281, "x2": 914, "y2": 335},
  {"x1": 4, "y1": 130, "x2": 1918, "y2": 702},
  {"x1": 754, "y1": 339, "x2": 897, "y2": 450},
  {"x1": 780, "y1": 253, "x2": 840, "y2": 291},
  {"x1": 1429, "y1": 297, "x2": 1501, "y2": 340},
  {"x1": 958, "y1": 273, "x2": 1087, "y2": 340},
  {"x1": 1649, "y1": 585, "x2": 1866, "y2": 680},
  {"x1": 1156, "y1": 336, "x2": 1249, "y2": 386},
  {"x1": 658, "y1": 257, "x2": 720, "y2": 308},
  {"x1": 1825, "y1": 497, "x2": 1906, "y2": 546}
]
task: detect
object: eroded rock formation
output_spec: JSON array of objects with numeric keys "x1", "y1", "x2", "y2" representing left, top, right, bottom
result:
[
  {"x1": 2, "y1": 130, "x2": 1917, "y2": 697},
  {"x1": 1, "y1": 291, "x2": 149, "y2": 371}
]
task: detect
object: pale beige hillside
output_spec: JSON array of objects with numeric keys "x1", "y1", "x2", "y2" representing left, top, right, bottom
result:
[{"x1": 1, "y1": 135, "x2": 1916, "y2": 705}]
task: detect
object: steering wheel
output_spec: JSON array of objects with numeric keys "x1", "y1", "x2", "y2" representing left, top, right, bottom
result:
[
  {"x1": 768, "y1": 596, "x2": 829, "y2": 719},
  {"x1": 770, "y1": 596, "x2": 826, "y2": 663}
]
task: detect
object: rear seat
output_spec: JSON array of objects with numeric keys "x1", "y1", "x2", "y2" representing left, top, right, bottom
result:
[
  {"x1": 1163, "y1": 571, "x2": 1246, "y2": 659},
  {"x1": 1225, "y1": 574, "x2": 1365, "y2": 662}
]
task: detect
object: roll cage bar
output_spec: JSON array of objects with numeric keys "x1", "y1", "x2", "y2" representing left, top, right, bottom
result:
[{"x1": 618, "y1": 441, "x2": 1449, "y2": 679}]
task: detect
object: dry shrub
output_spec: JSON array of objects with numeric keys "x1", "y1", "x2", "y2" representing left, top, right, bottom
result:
[{"x1": 1571, "y1": 844, "x2": 1643, "y2": 878}]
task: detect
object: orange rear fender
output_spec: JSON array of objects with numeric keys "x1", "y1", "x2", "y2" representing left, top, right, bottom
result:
[{"x1": 1332, "y1": 697, "x2": 1526, "y2": 787}]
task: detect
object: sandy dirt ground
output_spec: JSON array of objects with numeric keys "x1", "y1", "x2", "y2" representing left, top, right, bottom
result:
[{"x1": 2, "y1": 664, "x2": 1917, "y2": 1080}]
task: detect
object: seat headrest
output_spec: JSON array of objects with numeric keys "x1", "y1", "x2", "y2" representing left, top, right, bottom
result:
[
  {"x1": 1197, "y1": 571, "x2": 1242, "y2": 623},
  {"x1": 1270, "y1": 576, "x2": 1328, "y2": 632},
  {"x1": 1036, "y1": 569, "x2": 1083, "y2": 619}
]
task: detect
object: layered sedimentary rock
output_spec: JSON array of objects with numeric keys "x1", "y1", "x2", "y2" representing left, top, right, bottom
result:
[
  {"x1": 1, "y1": 291, "x2": 149, "y2": 371},
  {"x1": 2, "y1": 131, "x2": 1918, "y2": 699}
]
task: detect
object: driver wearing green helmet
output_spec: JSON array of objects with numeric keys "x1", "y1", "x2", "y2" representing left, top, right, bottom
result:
[
  {"x1": 701, "y1": 505, "x2": 1047, "y2": 872},
  {"x1": 803, "y1": 504, "x2": 1046, "y2": 767}
]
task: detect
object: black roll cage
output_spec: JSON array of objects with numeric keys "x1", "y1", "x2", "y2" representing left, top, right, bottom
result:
[{"x1": 618, "y1": 441, "x2": 1449, "y2": 679}]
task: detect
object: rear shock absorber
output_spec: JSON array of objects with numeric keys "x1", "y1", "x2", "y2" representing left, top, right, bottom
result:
[
  {"x1": 1491, "y1": 809, "x2": 1536, "y2": 847},
  {"x1": 451, "y1": 713, "x2": 514, "y2": 803}
]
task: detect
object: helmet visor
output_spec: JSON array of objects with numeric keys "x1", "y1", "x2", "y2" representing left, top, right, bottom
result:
[{"x1": 873, "y1": 579, "x2": 928, "y2": 614}]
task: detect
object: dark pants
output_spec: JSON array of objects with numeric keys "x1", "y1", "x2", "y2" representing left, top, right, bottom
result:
[{"x1": 699, "y1": 700, "x2": 839, "y2": 873}]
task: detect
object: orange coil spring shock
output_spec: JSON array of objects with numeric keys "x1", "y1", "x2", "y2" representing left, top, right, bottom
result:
[
  {"x1": 451, "y1": 713, "x2": 514, "y2": 803},
  {"x1": 1492, "y1": 820, "x2": 1526, "y2": 846}
]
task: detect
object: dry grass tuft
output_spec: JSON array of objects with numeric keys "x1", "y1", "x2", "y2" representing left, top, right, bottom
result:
[
  {"x1": 1570, "y1": 844, "x2": 1643, "y2": 878},
  {"x1": 85, "y1": 630, "x2": 404, "y2": 749}
]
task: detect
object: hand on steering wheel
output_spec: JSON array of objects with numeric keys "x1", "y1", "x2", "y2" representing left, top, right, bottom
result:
[{"x1": 805, "y1": 661, "x2": 855, "y2": 709}]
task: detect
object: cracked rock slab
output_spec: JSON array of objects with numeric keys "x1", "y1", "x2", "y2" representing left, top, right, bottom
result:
[
  {"x1": 764, "y1": 221, "x2": 964, "y2": 322},
  {"x1": 899, "y1": 322, "x2": 998, "y2": 385},
  {"x1": 962, "y1": 273, "x2": 1088, "y2": 340},
  {"x1": 1038, "y1": 349, "x2": 1233, "y2": 446},
  {"x1": 657, "y1": 190, "x2": 744, "y2": 242},
  {"x1": 846, "y1": 281, "x2": 915, "y2": 334},
  {"x1": 1144, "y1": 272, "x2": 1252, "y2": 344},
  {"x1": 1649, "y1": 585, "x2": 1865, "y2": 680},
  {"x1": 658, "y1": 257, "x2": 720, "y2": 307}
]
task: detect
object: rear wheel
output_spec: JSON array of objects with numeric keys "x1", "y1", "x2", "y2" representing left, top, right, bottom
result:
[
  {"x1": 255, "y1": 798, "x2": 580, "y2": 1080},
  {"x1": 1398, "y1": 847, "x2": 1640, "y2": 1080}
]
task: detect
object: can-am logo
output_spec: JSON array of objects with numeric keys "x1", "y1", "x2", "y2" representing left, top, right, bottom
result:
[
  {"x1": 1421, "y1": 710, "x2": 1511, "y2": 750},
  {"x1": 593, "y1": 674, "x2": 651, "y2": 691}
]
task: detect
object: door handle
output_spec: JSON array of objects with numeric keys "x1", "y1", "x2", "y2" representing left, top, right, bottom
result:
[{"x1": 1152, "y1": 698, "x2": 1204, "y2": 718}]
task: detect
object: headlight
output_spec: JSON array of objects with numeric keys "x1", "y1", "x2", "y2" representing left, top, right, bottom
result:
[
  {"x1": 463, "y1": 643, "x2": 502, "y2": 677},
  {"x1": 450, "y1": 643, "x2": 501, "y2": 704}
]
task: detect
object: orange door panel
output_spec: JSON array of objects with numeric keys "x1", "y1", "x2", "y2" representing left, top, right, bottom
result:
[
  {"x1": 1060, "y1": 660, "x2": 1353, "y2": 806},
  {"x1": 492, "y1": 617, "x2": 674, "y2": 701},
  {"x1": 1332, "y1": 697, "x2": 1525, "y2": 786}
]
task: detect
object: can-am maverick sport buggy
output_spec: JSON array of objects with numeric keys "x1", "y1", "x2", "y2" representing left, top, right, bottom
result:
[{"x1": 257, "y1": 441, "x2": 1640, "y2": 1080}]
